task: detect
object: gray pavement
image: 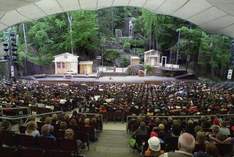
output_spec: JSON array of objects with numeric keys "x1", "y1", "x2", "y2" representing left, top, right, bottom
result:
[{"x1": 85, "y1": 122, "x2": 139, "y2": 157}]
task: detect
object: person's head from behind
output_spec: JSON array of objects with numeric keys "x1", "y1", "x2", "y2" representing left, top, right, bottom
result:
[
  {"x1": 84, "y1": 118, "x2": 90, "y2": 126},
  {"x1": 59, "y1": 121, "x2": 67, "y2": 130},
  {"x1": 26, "y1": 121, "x2": 37, "y2": 133},
  {"x1": 158, "y1": 123, "x2": 165, "y2": 131},
  {"x1": 44, "y1": 117, "x2": 52, "y2": 124},
  {"x1": 0, "y1": 121, "x2": 11, "y2": 132},
  {"x1": 211, "y1": 125, "x2": 219, "y2": 135},
  {"x1": 41, "y1": 124, "x2": 50, "y2": 136},
  {"x1": 178, "y1": 133, "x2": 195, "y2": 153},
  {"x1": 64, "y1": 128, "x2": 75, "y2": 140},
  {"x1": 51, "y1": 114, "x2": 58, "y2": 122},
  {"x1": 205, "y1": 143, "x2": 219, "y2": 157},
  {"x1": 148, "y1": 136, "x2": 161, "y2": 152},
  {"x1": 196, "y1": 131, "x2": 206, "y2": 145},
  {"x1": 69, "y1": 118, "x2": 77, "y2": 127},
  {"x1": 64, "y1": 114, "x2": 70, "y2": 121},
  {"x1": 139, "y1": 121, "x2": 146, "y2": 130},
  {"x1": 72, "y1": 111, "x2": 78, "y2": 117},
  {"x1": 152, "y1": 127, "x2": 158, "y2": 132}
]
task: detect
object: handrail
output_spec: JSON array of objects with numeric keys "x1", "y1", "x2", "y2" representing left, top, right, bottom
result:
[
  {"x1": 0, "y1": 106, "x2": 31, "y2": 117},
  {"x1": 0, "y1": 111, "x2": 63, "y2": 121},
  {"x1": 0, "y1": 107, "x2": 30, "y2": 110},
  {"x1": 126, "y1": 114, "x2": 234, "y2": 127},
  {"x1": 127, "y1": 114, "x2": 234, "y2": 119}
]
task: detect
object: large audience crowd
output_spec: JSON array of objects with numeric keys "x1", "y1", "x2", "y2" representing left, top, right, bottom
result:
[
  {"x1": 0, "y1": 110, "x2": 102, "y2": 157},
  {"x1": 128, "y1": 114, "x2": 234, "y2": 157},
  {"x1": 0, "y1": 81, "x2": 234, "y2": 117},
  {"x1": 0, "y1": 80, "x2": 233, "y2": 157}
]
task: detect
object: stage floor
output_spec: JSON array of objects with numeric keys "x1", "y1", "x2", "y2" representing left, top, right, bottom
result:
[{"x1": 36, "y1": 76, "x2": 175, "y2": 83}]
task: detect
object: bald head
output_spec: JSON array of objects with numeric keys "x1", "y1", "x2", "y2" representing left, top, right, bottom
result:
[{"x1": 178, "y1": 133, "x2": 195, "y2": 153}]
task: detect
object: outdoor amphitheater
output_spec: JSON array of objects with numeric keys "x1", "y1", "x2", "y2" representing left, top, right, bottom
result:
[
  {"x1": 0, "y1": 80, "x2": 233, "y2": 157},
  {"x1": 1, "y1": 0, "x2": 234, "y2": 157}
]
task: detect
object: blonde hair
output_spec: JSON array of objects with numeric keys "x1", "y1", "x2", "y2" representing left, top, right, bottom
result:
[
  {"x1": 196, "y1": 131, "x2": 206, "y2": 144},
  {"x1": 26, "y1": 121, "x2": 37, "y2": 133},
  {"x1": 84, "y1": 118, "x2": 90, "y2": 125},
  {"x1": 44, "y1": 117, "x2": 52, "y2": 124}
]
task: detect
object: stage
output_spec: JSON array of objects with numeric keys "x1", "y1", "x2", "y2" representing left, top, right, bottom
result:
[{"x1": 34, "y1": 75, "x2": 175, "y2": 84}]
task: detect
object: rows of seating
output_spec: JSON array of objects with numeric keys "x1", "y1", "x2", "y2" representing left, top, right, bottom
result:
[
  {"x1": 0, "y1": 131, "x2": 84, "y2": 157},
  {"x1": 0, "y1": 81, "x2": 233, "y2": 121},
  {"x1": 0, "y1": 146, "x2": 81, "y2": 157},
  {"x1": 1, "y1": 133, "x2": 77, "y2": 150},
  {"x1": 0, "y1": 111, "x2": 103, "y2": 157},
  {"x1": 127, "y1": 116, "x2": 234, "y2": 157}
]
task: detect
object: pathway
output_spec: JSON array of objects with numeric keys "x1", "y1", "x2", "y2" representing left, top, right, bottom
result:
[{"x1": 85, "y1": 122, "x2": 139, "y2": 157}]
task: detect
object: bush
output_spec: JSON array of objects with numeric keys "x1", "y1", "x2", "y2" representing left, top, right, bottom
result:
[
  {"x1": 120, "y1": 57, "x2": 130, "y2": 67},
  {"x1": 123, "y1": 41, "x2": 131, "y2": 49},
  {"x1": 144, "y1": 65, "x2": 154, "y2": 75},
  {"x1": 103, "y1": 49, "x2": 120, "y2": 62}
]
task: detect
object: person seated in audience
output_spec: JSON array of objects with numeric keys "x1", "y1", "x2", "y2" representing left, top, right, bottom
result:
[
  {"x1": 194, "y1": 131, "x2": 208, "y2": 153},
  {"x1": 51, "y1": 113, "x2": 59, "y2": 131},
  {"x1": 134, "y1": 121, "x2": 149, "y2": 152},
  {"x1": 208, "y1": 125, "x2": 220, "y2": 143},
  {"x1": 219, "y1": 121, "x2": 230, "y2": 137},
  {"x1": 83, "y1": 118, "x2": 97, "y2": 142},
  {"x1": 0, "y1": 121, "x2": 12, "y2": 134},
  {"x1": 68, "y1": 118, "x2": 78, "y2": 131},
  {"x1": 41, "y1": 124, "x2": 56, "y2": 140},
  {"x1": 64, "y1": 128, "x2": 82, "y2": 150},
  {"x1": 193, "y1": 143, "x2": 220, "y2": 157},
  {"x1": 25, "y1": 121, "x2": 40, "y2": 137},
  {"x1": 134, "y1": 121, "x2": 149, "y2": 137},
  {"x1": 55, "y1": 121, "x2": 68, "y2": 139},
  {"x1": 44, "y1": 116, "x2": 54, "y2": 133},
  {"x1": 205, "y1": 143, "x2": 220, "y2": 157},
  {"x1": 64, "y1": 128, "x2": 75, "y2": 140},
  {"x1": 144, "y1": 136, "x2": 164, "y2": 157},
  {"x1": 159, "y1": 133, "x2": 195, "y2": 157},
  {"x1": 150, "y1": 127, "x2": 159, "y2": 137},
  {"x1": 158, "y1": 123, "x2": 167, "y2": 142}
]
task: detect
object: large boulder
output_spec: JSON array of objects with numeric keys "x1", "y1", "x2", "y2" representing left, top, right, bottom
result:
[{"x1": 126, "y1": 64, "x2": 144, "y2": 75}]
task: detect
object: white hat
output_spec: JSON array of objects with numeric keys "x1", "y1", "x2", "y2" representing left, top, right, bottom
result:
[{"x1": 148, "y1": 137, "x2": 161, "y2": 151}]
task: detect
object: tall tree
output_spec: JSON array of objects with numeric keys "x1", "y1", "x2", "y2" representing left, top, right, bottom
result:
[{"x1": 66, "y1": 11, "x2": 99, "y2": 58}]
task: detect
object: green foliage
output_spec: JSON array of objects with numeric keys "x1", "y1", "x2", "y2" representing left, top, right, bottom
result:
[
  {"x1": 199, "y1": 34, "x2": 231, "y2": 77},
  {"x1": 120, "y1": 57, "x2": 130, "y2": 67},
  {"x1": 16, "y1": 11, "x2": 99, "y2": 65},
  {"x1": 177, "y1": 26, "x2": 231, "y2": 78},
  {"x1": 18, "y1": 14, "x2": 68, "y2": 64},
  {"x1": 144, "y1": 64, "x2": 154, "y2": 75},
  {"x1": 68, "y1": 11, "x2": 99, "y2": 55},
  {"x1": 129, "y1": 39, "x2": 144, "y2": 47},
  {"x1": 6, "y1": 6, "x2": 231, "y2": 80},
  {"x1": 0, "y1": 31, "x2": 3, "y2": 41},
  {"x1": 138, "y1": 9, "x2": 187, "y2": 51},
  {"x1": 103, "y1": 49, "x2": 120, "y2": 63},
  {"x1": 123, "y1": 40, "x2": 131, "y2": 49}
]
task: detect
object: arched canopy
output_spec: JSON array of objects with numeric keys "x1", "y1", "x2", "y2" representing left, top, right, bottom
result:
[{"x1": 0, "y1": 0, "x2": 234, "y2": 38}]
